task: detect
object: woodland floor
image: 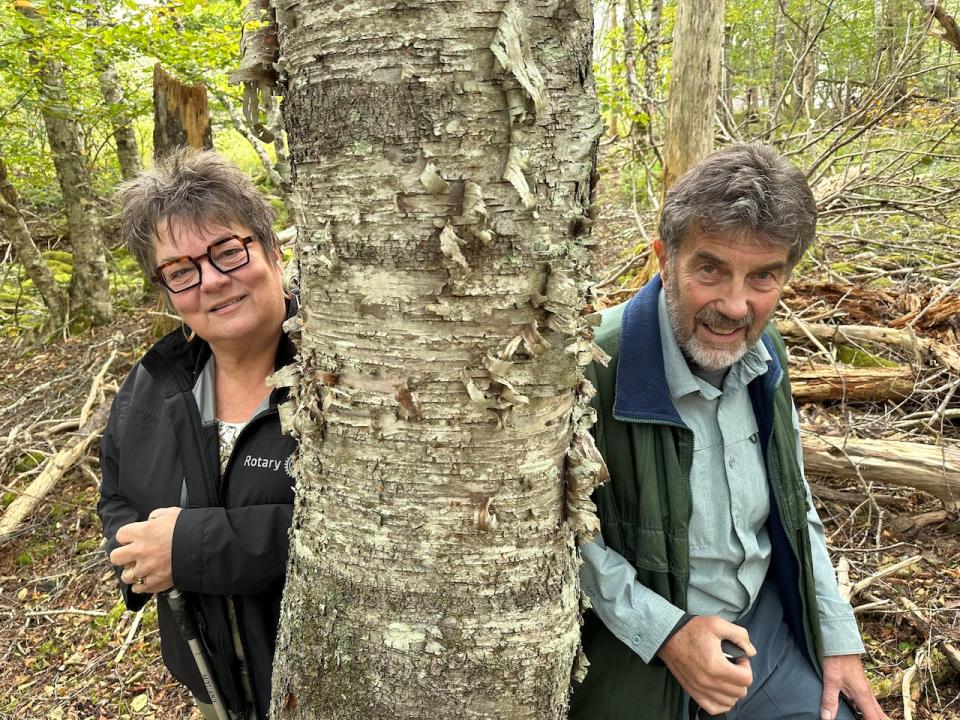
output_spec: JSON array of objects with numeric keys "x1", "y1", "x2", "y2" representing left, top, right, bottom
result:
[{"x1": 1, "y1": 144, "x2": 959, "y2": 719}]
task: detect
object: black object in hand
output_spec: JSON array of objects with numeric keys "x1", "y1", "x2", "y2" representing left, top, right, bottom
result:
[{"x1": 721, "y1": 639, "x2": 746, "y2": 661}]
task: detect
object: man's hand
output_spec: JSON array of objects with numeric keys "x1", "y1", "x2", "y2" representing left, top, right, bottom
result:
[
  {"x1": 657, "y1": 615, "x2": 757, "y2": 715},
  {"x1": 821, "y1": 654, "x2": 888, "y2": 720},
  {"x1": 109, "y1": 507, "x2": 181, "y2": 594}
]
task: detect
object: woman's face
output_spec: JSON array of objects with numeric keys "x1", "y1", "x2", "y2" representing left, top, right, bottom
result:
[{"x1": 154, "y1": 218, "x2": 286, "y2": 352}]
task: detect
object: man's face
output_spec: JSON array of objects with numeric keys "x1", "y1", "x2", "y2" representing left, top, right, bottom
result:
[{"x1": 655, "y1": 229, "x2": 791, "y2": 372}]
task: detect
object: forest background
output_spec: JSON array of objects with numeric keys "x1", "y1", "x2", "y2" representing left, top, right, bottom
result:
[{"x1": 0, "y1": 0, "x2": 959, "y2": 718}]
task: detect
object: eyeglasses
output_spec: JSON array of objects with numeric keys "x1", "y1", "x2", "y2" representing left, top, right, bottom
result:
[{"x1": 151, "y1": 235, "x2": 260, "y2": 293}]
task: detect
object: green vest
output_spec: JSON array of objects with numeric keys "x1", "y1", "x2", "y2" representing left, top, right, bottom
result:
[{"x1": 570, "y1": 286, "x2": 823, "y2": 720}]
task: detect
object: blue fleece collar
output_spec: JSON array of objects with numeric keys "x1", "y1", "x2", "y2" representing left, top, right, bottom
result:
[{"x1": 613, "y1": 274, "x2": 783, "y2": 424}]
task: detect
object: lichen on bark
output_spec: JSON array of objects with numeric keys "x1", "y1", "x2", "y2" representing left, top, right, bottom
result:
[{"x1": 267, "y1": 1, "x2": 605, "y2": 717}]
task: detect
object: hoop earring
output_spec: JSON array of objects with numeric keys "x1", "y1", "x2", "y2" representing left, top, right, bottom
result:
[{"x1": 181, "y1": 323, "x2": 196, "y2": 343}]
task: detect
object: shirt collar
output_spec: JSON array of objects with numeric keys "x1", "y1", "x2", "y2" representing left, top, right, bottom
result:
[{"x1": 658, "y1": 289, "x2": 772, "y2": 401}]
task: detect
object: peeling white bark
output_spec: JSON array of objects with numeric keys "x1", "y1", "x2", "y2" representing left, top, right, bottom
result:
[{"x1": 266, "y1": 1, "x2": 604, "y2": 717}]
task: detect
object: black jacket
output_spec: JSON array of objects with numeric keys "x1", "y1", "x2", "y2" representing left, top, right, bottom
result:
[{"x1": 98, "y1": 305, "x2": 298, "y2": 718}]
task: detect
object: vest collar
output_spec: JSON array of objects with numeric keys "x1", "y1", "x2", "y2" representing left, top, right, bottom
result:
[{"x1": 613, "y1": 274, "x2": 783, "y2": 424}]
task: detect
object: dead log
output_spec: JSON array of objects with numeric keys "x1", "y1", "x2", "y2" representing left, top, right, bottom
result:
[
  {"x1": 777, "y1": 319, "x2": 960, "y2": 375},
  {"x1": 153, "y1": 64, "x2": 213, "y2": 160},
  {"x1": 791, "y1": 365, "x2": 914, "y2": 402},
  {"x1": 803, "y1": 433, "x2": 960, "y2": 510}
]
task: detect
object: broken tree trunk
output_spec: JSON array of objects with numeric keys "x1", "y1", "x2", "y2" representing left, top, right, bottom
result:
[
  {"x1": 152, "y1": 64, "x2": 213, "y2": 160},
  {"x1": 802, "y1": 433, "x2": 960, "y2": 510},
  {"x1": 791, "y1": 365, "x2": 915, "y2": 402}
]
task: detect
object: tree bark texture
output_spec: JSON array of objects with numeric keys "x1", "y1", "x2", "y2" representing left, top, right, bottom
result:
[
  {"x1": 152, "y1": 64, "x2": 213, "y2": 159},
  {"x1": 660, "y1": 0, "x2": 724, "y2": 195},
  {"x1": 267, "y1": 1, "x2": 604, "y2": 718},
  {"x1": 97, "y1": 62, "x2": 142, "y2": 181},
  {"x1": 17, "y1": 5, "x2": 112, "y2": 327},
  {"x1": 0, "y1": 156, "x2": 67, "y2": 326}
]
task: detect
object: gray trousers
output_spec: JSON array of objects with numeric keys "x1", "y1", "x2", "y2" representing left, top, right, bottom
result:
[{"x1": 688, "y1": 580, "x2": 856, "y2": 720}]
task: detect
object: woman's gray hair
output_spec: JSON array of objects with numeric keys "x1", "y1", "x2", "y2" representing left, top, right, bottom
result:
[
  {"x1": 115, "y1": 147, "x2": 279, "y2": 278},
  {"x1": 658, "y1": 143, "x2": 817, "y2": 268}
]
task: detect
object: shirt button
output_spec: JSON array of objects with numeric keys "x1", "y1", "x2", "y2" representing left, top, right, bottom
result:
[
  {"x1": 728, "y1": 457, "x2": 735, "y2": 468},
  {"x1": 632, "y1": 635, "x2": 641, "y2": 645}
]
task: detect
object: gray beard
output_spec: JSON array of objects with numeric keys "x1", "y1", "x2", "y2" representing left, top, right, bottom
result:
[{"x1": 664, "y1": 281, "x2": 752, "y2": 373}]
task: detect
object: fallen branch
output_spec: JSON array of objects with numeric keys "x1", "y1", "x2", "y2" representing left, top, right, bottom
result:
[
  {"x1": 837, "y1": 554, "x2": 923, "y2": 603},
  {"x1": 776, "y1": 319, "x2": 922, "y2": 360},
  {"x1": 803, "y1": 433, "x2": 960, "y2": 509},
  {"x1": 809, "y1": 481, "x2": 906, "y2": 508},
  {"x1": 778, "y1": 319, "x2": 960, "y2": 375},
  {"x1": 791, "y1": 365, "x2": 915, "y2": 402},
  {"x1": 0, "y1": 350, "x2": 116, "y2": 545},
  {"x1": 902, "y1": 649, "x2": 922, "y2": 720},
  {"x1": 25, "y1": 608, "x2": 109, "y2": 618},
  {"x1": 115, "y1": 607, "x2": 145, "y2": 664},
  {"x1": 891, "y1": 509, "x2": 952, "y2": 534}
]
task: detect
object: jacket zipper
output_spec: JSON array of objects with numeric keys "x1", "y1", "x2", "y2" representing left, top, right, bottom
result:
[{"x1": 216, "y1": 404, "x2": 280, "y2": 719}]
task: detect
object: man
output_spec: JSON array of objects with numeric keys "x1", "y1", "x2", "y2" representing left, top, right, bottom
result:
[{"x1": 570, "y1": 144, "x2": 886, "y2": 720}]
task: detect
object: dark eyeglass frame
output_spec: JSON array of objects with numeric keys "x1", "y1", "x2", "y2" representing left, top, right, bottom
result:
[{"x1": 151, "y1": 235, "x2": 259, "y2": 293}]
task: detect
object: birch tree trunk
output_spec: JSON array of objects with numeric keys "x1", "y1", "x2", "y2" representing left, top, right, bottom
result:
[
  {"x1": 642, "y1": 0, "x2": 663, "y2": 147},
  {"x1": 623, "y1": 0, "x2": 643, "y2": 131},
  {"x1": 88, "y1": 8, "x2": 142, "y2": 181},
  {"x1": 265, "y1": 1, "x2": 604, "y2": 717},
  {"x1": 97, "y1": 62, "x2": 142, "y2": 181},
  {"x1": 660, "y1": 0, "x2": 724, "y2": 195},
  {"x1": 0, "y1": 155, "x2": 67, "y2": 327},
  {"x1": 17, "y1": 5, "x2": 113, "y2": 327},
  {"x1": 767, "y1": 2, "x2": 786, "y2": 130}
]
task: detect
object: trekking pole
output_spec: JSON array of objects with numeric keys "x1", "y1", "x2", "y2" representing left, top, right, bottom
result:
[{"x1": 164, "y1": 588, "x2": 231, "y2": 720}]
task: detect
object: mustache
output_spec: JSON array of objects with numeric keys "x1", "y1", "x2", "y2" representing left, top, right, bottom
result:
[{"x1": 695, "y1": 307, "x2": 754, "y2": 330}]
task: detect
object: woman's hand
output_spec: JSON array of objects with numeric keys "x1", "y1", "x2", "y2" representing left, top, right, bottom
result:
[{"x1": 110, "y1": 507, "x2": 182, "y2": 594}]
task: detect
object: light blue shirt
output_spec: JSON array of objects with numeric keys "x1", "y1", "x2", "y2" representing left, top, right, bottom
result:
[{"x1": 580, "y1": 290, "x2": 864, "y2": 662}]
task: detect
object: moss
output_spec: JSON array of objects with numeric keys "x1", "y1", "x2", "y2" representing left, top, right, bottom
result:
[
  {"x1": 15, "y1": 450, "x2": 45, "y2": 473},
  {"x1": 836, "y1": 345, "x2": 899, "y2": 368}
]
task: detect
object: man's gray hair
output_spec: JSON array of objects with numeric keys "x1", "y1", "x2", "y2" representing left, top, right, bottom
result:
[
  {"x1": 116, "y1": 148, "x2": 279, "y2": 278},
  {"x1": 658, "y1": 143, "x2": 817, "y2": 268}
]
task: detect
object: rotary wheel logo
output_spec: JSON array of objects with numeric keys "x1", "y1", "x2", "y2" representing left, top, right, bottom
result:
[{"x1": 284, "y1": 454, "x2": 295, "y2": 478}]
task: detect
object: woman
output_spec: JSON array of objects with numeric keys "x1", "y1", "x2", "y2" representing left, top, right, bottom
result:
[{"x1": 98, "y1": 148, "x2": 297, "y2": 720}]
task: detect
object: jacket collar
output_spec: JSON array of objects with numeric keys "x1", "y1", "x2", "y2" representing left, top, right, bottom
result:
[
  {"x1": 612, "y1": 274, "x2": 782, "y2": 424},
  {"x1": 142, "y1": 291, "x2": 299, "y2": 399}
]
